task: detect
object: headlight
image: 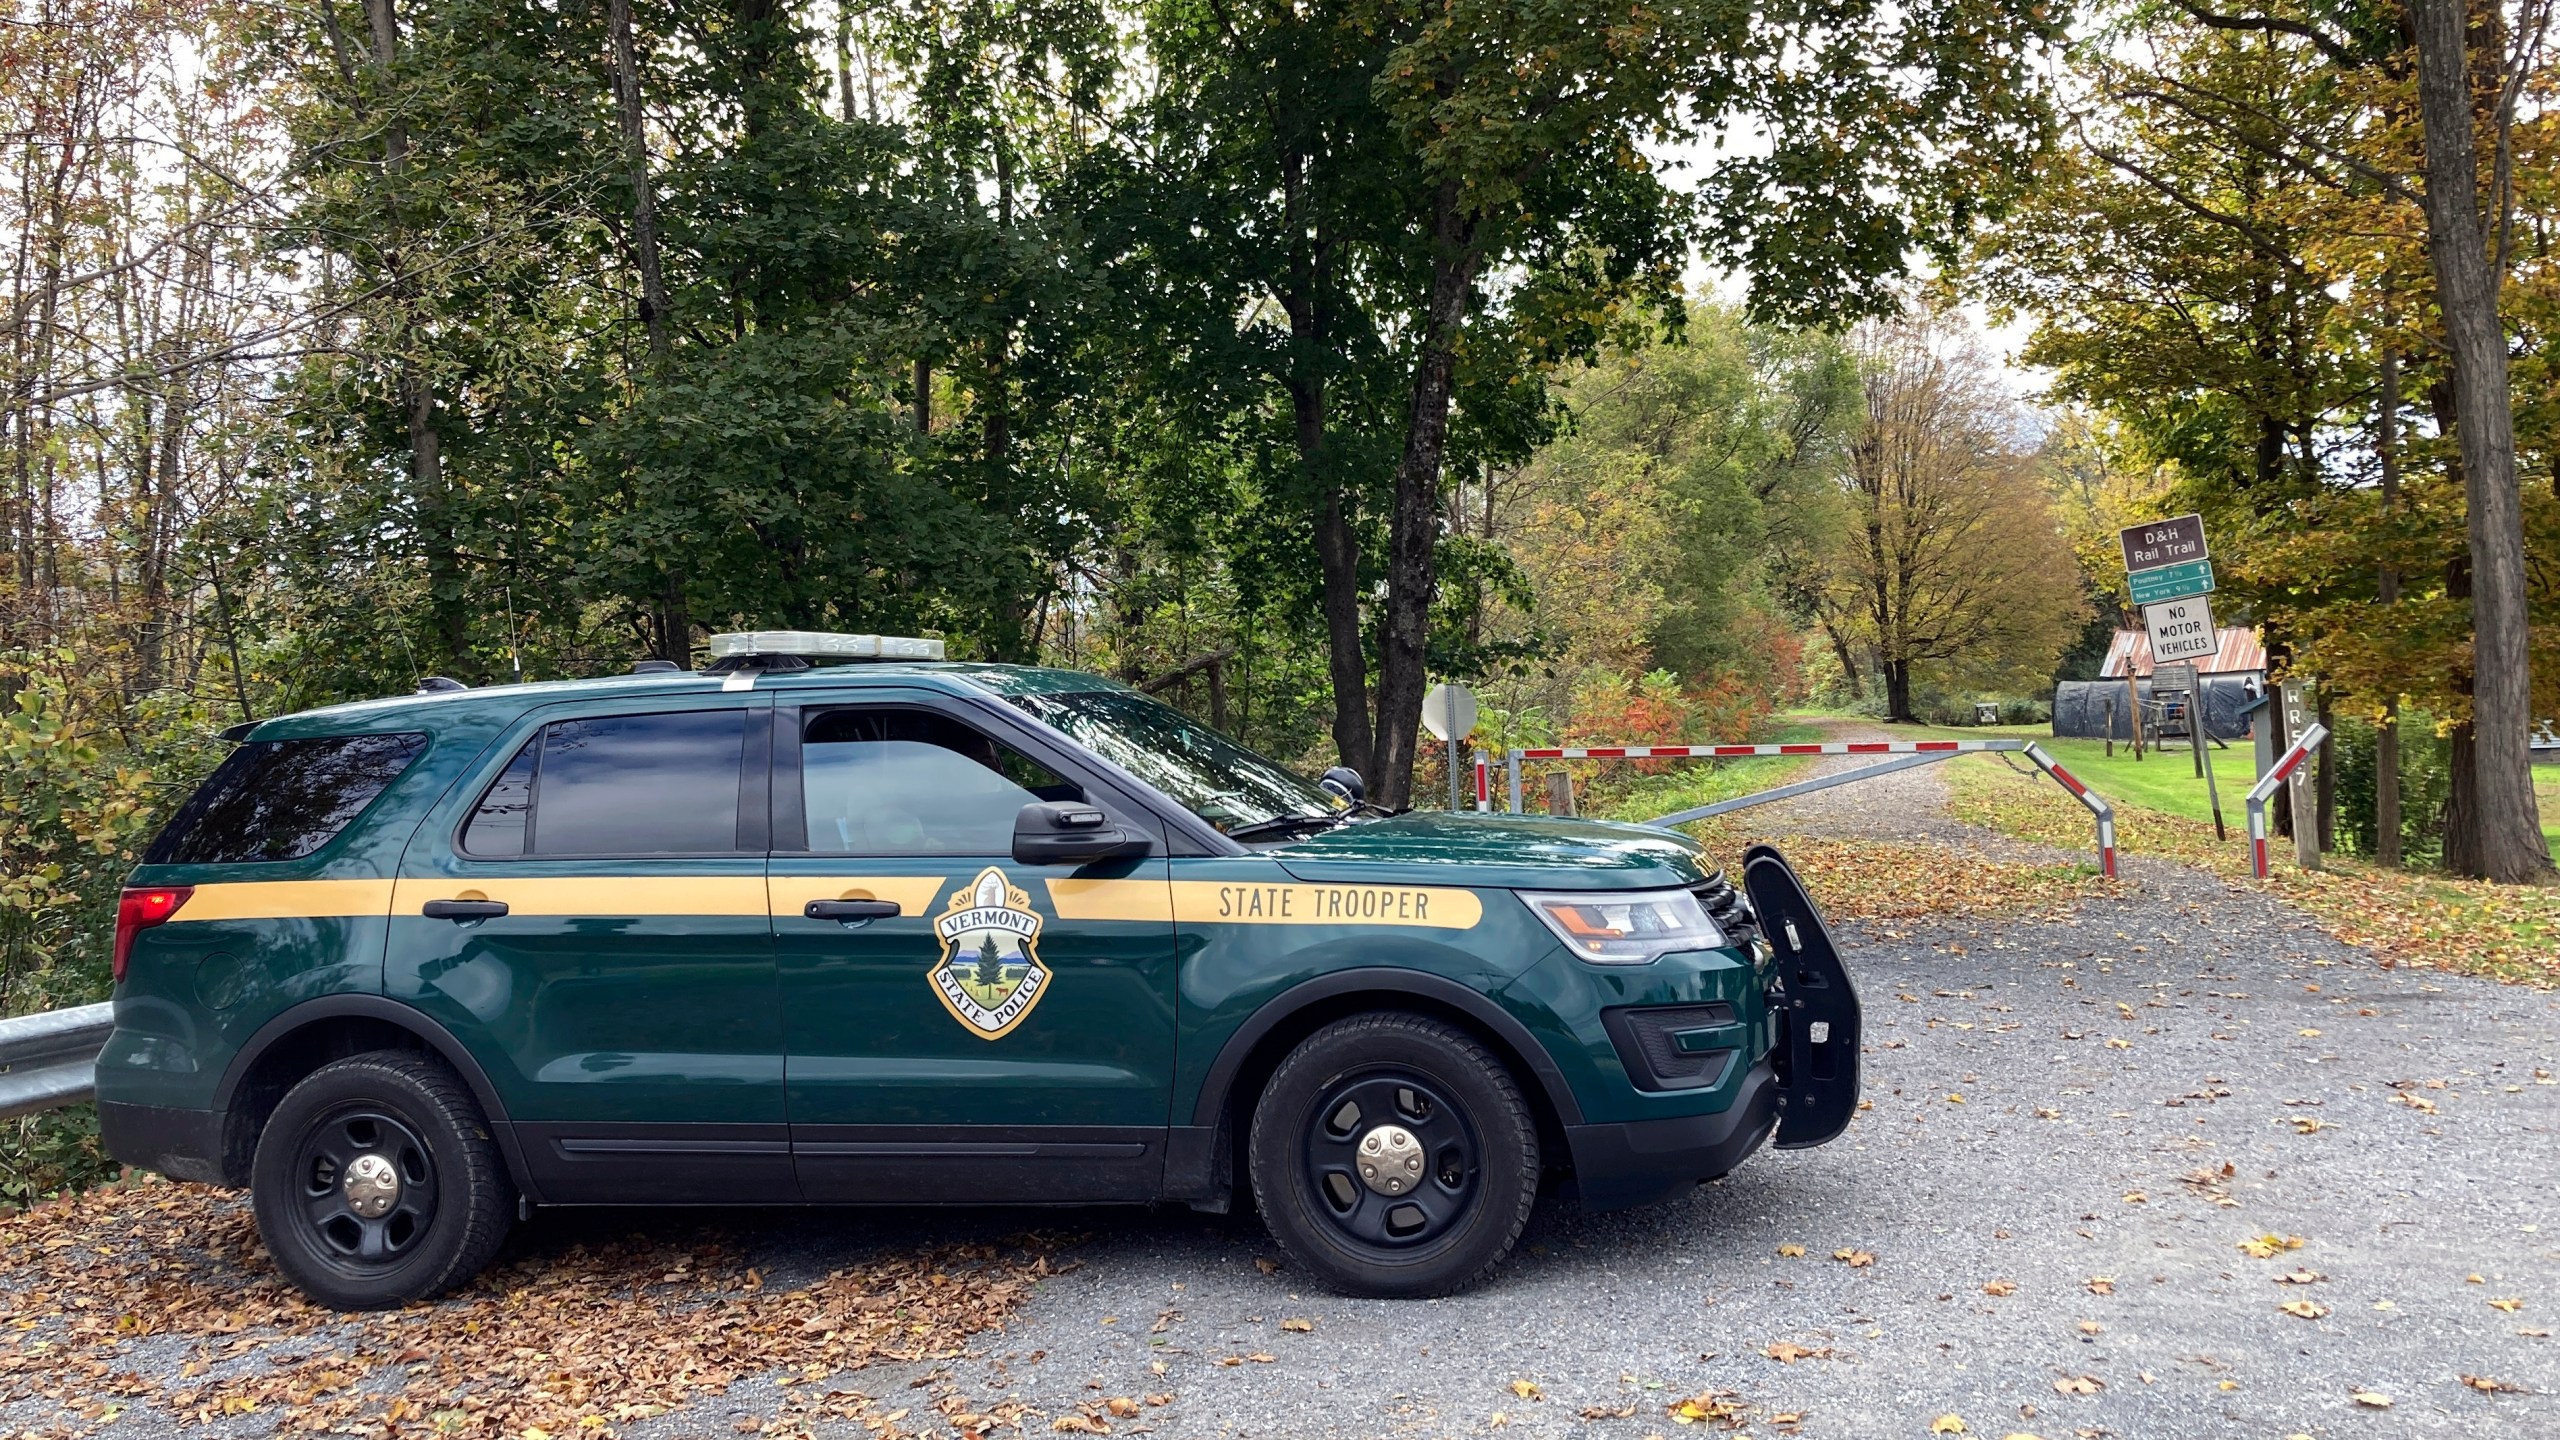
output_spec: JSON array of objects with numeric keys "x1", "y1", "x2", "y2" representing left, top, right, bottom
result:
[{"x1": 1521, "y1": 888, "x2": 1725, "y2": 964}]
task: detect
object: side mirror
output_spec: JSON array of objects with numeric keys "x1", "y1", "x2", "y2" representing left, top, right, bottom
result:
[
  {"x1": 1012, "y1": 801, "x2": 1151, "y2": 868},
  {"x1": 1318, "y1": 765, "x2": 1365, "y2": 805}
]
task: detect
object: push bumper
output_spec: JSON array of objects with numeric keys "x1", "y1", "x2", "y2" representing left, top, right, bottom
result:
[
  {"x1": 98, "y1": 1100, "x2": 230, "y2": 1185},
  {"x1": 1562, "y1": 1056, "x2": 1778, "y2": 1210}
]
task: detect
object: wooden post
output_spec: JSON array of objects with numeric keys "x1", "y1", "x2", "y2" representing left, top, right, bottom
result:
[
  {"x1": 1546, "y1": 770, "x2": 1577, "y2": 817},
  {"x1": 2103, "y1": 699, "x2": 2115, "y2": 758},
  {"x1": 2281, "y1": 679, "x2": 2320, "y2": 871},
  {"x1": 2125, "y1": 669, "x2": 2145, "y2": 760}
]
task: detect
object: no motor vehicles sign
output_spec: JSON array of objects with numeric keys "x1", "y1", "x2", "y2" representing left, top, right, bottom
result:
[{"x1": 2143, "y1": 594, "x2": 2219, "y2": 667}]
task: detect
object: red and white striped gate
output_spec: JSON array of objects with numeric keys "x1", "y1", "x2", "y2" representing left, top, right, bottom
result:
[{"x1": 1473, "y1": 737, "x2": 2119, "y2": 878}]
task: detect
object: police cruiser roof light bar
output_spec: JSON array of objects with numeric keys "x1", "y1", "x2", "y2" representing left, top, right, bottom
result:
[{"x1": 704, "y1": 630, "x2": 947, "y2": 687}]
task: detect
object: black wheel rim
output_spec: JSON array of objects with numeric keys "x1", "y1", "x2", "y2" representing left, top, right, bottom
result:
[
  {"x1": 292, "y1": 1103, "x2": 438, "y2": 1270},
  {"x1": 1298, "y1": 1067, "x2": 1481, "y2": 1255}
]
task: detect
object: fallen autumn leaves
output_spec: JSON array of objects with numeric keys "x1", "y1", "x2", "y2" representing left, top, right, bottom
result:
[
  {"x1": 1945, "y1": 757, "x2": 2560, "y2": 988},
  {"x1": 1684, "y1": 826, "x2": 2110, "y2": 927},
  {"x1": 0, "y1": 1179, "x2": 1052, "y2": 1439}
]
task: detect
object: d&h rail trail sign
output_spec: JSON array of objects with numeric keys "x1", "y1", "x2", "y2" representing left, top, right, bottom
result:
[
  {"x1": 2120, "y1": 513, "x2": 2209, "y2": 574},
  {"x1": 2122, "y1": 513, "x2": 2218, "y2": 663}
]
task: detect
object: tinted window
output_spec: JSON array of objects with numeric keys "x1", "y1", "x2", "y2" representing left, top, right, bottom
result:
[
  {"x1": 467, "y1": 710, "x2": 749, "y2": 857},
  {"x1": 459, "y1": 737, "x2": 538, "y2": 857},
  {"x1": 801, "y1": 709, "x2": 1078, "y2": 855},
  {"x1": 145, "y1": 733, "x2": 427, "y2": 865},
  {"x1": 1006, "y1": 689, "x2": 1336, "y2": 832}
]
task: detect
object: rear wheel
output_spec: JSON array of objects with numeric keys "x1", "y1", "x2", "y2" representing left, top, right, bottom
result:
[
  {"x1": 1247, "y1": 1013, "x2": 1538, "y2": 1297},
  {"x1": 250, "y1": 1050, "x2": 514, "y2": 1310}
]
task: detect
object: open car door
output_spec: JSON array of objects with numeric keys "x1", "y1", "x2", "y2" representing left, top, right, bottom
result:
[{"x1": 1743, "y1": 844, "x2": 1861, "y2": 1149}]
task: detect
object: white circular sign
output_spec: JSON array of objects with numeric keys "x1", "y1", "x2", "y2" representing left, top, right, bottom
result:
[{"x1": 1420, "y1": 683, "x2": 1479, "y2": 743}]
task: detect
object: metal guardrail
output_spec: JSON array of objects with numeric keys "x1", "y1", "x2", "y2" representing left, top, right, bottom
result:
[{"x1": 0, "y1": 1002, "x2": 112, "y2": 1119}]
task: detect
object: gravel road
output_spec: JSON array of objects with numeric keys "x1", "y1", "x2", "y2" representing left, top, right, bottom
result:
[
  {"x1": 651, "y1": 740, "x2": 2560, "y2": 1439},
  {"x1": 11, "y1": 739, "x2": 2558, "y2": 1439}
]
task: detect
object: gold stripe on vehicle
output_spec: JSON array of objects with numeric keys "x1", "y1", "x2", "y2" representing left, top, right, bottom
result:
[
  {"x1": 389, "y1": 875, "x2": 770, "y2": 918},
  {"x1": 1047, "y1": 879, "x2": 1482, "y2": 929},
  {"x1": 172, "y1": 879, "x2": 399, "y2": 922},
  {"x1": 768, "y1": 875, "x2": 948, "y2": 917}
]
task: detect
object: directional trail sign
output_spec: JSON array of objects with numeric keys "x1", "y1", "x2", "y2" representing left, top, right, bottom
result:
[
  {"x1": 2129, "y1": 559, "x2": 2215, "y2": 605},
  {"x1": 2143, "y1": 594, "x2": 2220, "y2": 667}
]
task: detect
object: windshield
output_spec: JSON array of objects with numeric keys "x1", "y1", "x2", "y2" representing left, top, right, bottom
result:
[{"x1": 1007, "y1": 689, "x2": 1341, "y2": 833}]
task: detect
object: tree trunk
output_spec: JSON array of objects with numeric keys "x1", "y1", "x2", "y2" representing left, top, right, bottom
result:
[
  {"x1": 2411, "y1": 0, "x2": 2550, "y2": 879},
  {"x1": 1277, "y1": 147, "x2": 1374, "y2": 784},
  {"x1": 2444, "y1": 720, "x2": 2481, "y2": 873},
  {"x1": 1372, "y1": 183, "x2": 1481, "y2": 809},
  {"x1": 2376, "y1": 320, "x2": 2403, "y2": 866},
  {"x1": 1884, "y1": 661, "x2": 1914, "y2": 724},
  {"x1": 2316, "y1": 689, "x2": 2336, "y2": 852},
  {"x1": 364, "y1": 0, "x2": 465, "y2": 672},
  {"x1": 608, "y1": 0, "x2": 670, "y2": 366},
  {"x1": 834, "y1": 0, "x2": 856, "y2": 121},
  {"x1": 1312, "y1": 489, "x2": 1372, "y2": 778}
]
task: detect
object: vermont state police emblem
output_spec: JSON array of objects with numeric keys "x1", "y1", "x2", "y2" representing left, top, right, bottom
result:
[{"x1": 931, "y1": 868, "x2": 1051, "y2": 1039}]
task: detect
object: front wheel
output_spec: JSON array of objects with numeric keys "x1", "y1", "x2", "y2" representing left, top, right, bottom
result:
[
  {"x1": 1247, "y1": 1013, "x2": 1539, "y2": 1297},
  {"x1": 250, "y1": 1050, "x2": 515, "y2": 1310}
]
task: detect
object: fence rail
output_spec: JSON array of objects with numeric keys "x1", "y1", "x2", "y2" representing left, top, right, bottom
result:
[{"x1": 0, "y1": 1002, "x2": 112, "y2": 1120}]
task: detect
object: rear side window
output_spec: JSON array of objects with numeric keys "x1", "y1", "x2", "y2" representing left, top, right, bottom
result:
[
  {"x1": 145, "y1": 733, "x2": 428, "y2": 865},
  {"x1": 462, "y1": 710, "x2": 748, "y2": 857}
]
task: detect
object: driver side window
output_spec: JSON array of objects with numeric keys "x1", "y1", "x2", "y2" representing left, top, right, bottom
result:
[{"x1": 799, "y1": 708, "x2": 1080, "y2": 855}]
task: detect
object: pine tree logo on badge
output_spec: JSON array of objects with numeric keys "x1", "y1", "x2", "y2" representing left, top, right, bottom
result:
[{"x1": 930, "y1": 867, "x2": 1051, "y2": 1039}]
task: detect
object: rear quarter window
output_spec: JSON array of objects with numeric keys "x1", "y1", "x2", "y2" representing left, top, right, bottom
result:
[{"x1": 144, "y1": 732, "x2": 429, "y2": 865}]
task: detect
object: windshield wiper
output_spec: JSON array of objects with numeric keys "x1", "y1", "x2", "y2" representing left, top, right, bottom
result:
[{"x1": 1224, "y1": 813, "x2": 1345, "y2": 842}]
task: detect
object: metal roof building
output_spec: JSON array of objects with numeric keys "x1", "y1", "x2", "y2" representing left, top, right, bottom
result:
[{"x1": 2100, "y1": 626, "x2": 2267, "y2": 679}]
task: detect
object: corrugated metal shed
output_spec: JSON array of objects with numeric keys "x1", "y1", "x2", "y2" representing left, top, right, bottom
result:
[{"x1": 2101, "y1": 626, "x2": 2267, "y2": 678}]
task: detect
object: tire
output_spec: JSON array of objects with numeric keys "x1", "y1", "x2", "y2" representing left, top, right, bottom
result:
[
  {"x1": 1247, "y1": 1013, "x2": 1539, "y2": 1298},
  {"x1": 249, "y1": 1050, "x2": 515, "y2": 1310}
]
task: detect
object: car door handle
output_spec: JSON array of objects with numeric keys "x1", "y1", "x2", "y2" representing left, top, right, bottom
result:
[
  {"x1": 422, "y1": 899, "x2": 509, "y2": 921},
  {"x1": 806, "y1": 899, "x2": 900, "y2": 921}
]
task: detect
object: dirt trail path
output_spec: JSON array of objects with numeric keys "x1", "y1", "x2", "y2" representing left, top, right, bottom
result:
[{"x1": 1721, "y1": 717, "x2": 2089, "y2": 868}]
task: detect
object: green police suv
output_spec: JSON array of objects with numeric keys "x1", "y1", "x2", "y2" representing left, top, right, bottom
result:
[{"x1": 98, "y1": 632, "x2": 1859, "y2": 1309}]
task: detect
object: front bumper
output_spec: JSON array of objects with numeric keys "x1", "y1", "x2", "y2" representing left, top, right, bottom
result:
[
  {"x1": 1562, "y1": 1054, "x2": 1778, "y2": 1210},
  {"x1": 98, "y1": 1100, "x2": 230, "y2": 1185}
]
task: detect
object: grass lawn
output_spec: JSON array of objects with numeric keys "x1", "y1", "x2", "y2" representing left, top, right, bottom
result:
[{"x1": 1888, "y1": 722, "x2": 2260, "y2": 831}]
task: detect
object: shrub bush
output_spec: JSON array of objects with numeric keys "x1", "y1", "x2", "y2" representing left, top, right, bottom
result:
[{"x1": 2327, "y1": 710, "x2": 2452, "y2": 864}]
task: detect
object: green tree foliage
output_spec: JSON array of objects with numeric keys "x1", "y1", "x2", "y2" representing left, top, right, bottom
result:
[
  {"x1": 1485, "y1": 304, "x2": 1857, "y2": 720},
  {"x1": 1805, "y1": 317, "x2": 2091, "y2": 722},
  {"x1": 1056, "y1": 0, "x2": 2067, "y2": 804},
  {"x1": 1975, "y1": 0, "x2": 2557, "y2": 878}
]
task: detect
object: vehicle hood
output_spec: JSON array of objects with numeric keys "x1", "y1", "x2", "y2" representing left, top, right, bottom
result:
[{"x1": 1265, "y1": 811, "x2": 1713, "y2": 891}]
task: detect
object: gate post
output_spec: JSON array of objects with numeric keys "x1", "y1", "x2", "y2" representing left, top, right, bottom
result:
[
  {"x1": 2022, "y1": 742, "x2": 2119, "y2": 878},
  {"x1": 2245, "y1": 722, "x2": 2329, "y2": 879}
]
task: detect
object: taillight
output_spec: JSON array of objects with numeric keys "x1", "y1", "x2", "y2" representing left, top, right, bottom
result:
[{"x1": 113, "y1": 886, "x2": 193, "y2": 984}]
